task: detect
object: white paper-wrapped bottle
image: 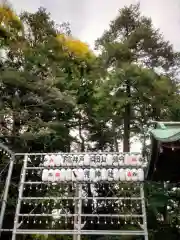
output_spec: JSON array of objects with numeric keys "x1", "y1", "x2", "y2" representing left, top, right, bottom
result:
[
  {"x1": 125, "y1": 169, "x2": 132, "y2": 181},
  {"x1": 100, "y1": 154, "x2": 106, "y2": 166},
  {"x1": 49, "y1": 155, "x2": 56, "y2": 167},
  {"x1": 101, "y1": 168, "x2": 108, "y2": 180},
  {"x1": 106, "y1": 154, "x2": 113, "y2": 166},
  {"x1": 72, "y1": 169, "x2": 78, "y2": 181},
  {"x1": 54, "y1": 155, "x2": 63, "y2": 166},
  {"x1": 60, "y1": 154, "x2": 64, "y2": 166},
  {"x1": 77, "y1": 168, "x2": 84, "y2": 181},
  {"x1": 94, "y1": 168, "x2": 101, "y2": 181},
  {"x1": 42, "y1": 169, "x2": 49, "y2": 181},
  {"x1": 52, "y1": 209, "x2": 60, "y2": 220},
  {"x1": 78, "y1": 155, "x2": 84, "y2": 166},
  {"x1": 113, "y1": 168, "x2": 119, "y2": 181},
  {"x1": 113, "y1": 154, "x2": 118, "y2": 166},
  {"x1": 73, "y1": 155, "x2": 78, "y2": 166},
  {"x1": 131, "y1": 169, "x2": 138, "y2": 181},
  {"x1": 84, "y1": 154, "x2": 90, "y2": 166},
  {"x1": 54, "y1": 169, "x2": 61, "y2": 182},
  {"x1": 44, "y1": 155, "x2": 50, "y2": 167},
  {"x1": 44, "y1": 154, "x2": 50, "y2": 161},
  {"x1": 119, "y1": 169, "x2": 125, "y2": 181},
  {"x1": 124, "y1": 154, "x2": 131, "y2": 166},
  {"x1": 65, "y1": 154, "x2": 71, "y2": 166},
  {"x1": 137, "y1": 168, "x2": 144, "y2": 181},
  {"x1": 84, "y1": 169, "x2": 90, "y2": 181},
  {"x1": 119, "y1": 154, "x2": 125, "y2": 166},
  {"x1": 48, "y1": 169, "x2": 55, "y2": 182},
  {"x1": 129, "y1": 154, "x2": 137, "y2": 166},
  {"x1": 54, "y1": 154, "x2": 59, "y2": 166},
  {"x1": 136, "y1": 154, "x2": 143, "y2": 166},
  {"x1": 66, "y1": 169, "x2": 72, "y2": 181},
  {"x1": 90, "y1": 155, "x2": 96, "y2": 167},
  {"x1": 96, "y1": 154, "x2": 101, "y2": 166},
  {"x1": 60, "y1": 168, "x2": 66, "y2": 181},
  {"x1": 63, "y1": 155, "x2": 68, "y2": 166},
  {"x1": 90, "y1": 168, "x2": 95, "y2": 181},
  {"x1": 107, "y1": 168, "x2": 113, "y2": 181}
]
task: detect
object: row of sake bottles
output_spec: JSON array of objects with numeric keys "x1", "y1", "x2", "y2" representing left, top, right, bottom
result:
[
  {"x1": 41, "y1": 168, "x2": 144, "y2": 182},
  {"x1": 43, "y1": 153, "x2": 144, "y2": 167}
]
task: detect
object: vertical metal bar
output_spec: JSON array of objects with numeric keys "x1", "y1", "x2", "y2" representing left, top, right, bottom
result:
[
  {"x1": 73, "y1": 183, "x2": 82, "y2": 240},
  {"x1": 73, "y1": 184, "x2": 79, "y2": 240},
  {"x1": 77, "y1": 183, "x2": 82, "y2": 240},
  {"x1": 0, "y1": 154, "x2": 15, "y2": 236},
  {"x1": 12, "y1": 154, "x2": 28, "y2": 240},
  {"x1": 140, "y1": 183, "x2": 148, "y2": 240}
]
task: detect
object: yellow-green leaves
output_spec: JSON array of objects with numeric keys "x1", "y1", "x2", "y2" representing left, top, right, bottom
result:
[
  {"x1": 0, "y1": 4, "x2": 22, "y2": 29},
  {"x1": 0, "y1": 3, "x2": 23, "y2": 43},
  {"x1": 56, "y1": 34, "x2": 94, "y2": 59}
]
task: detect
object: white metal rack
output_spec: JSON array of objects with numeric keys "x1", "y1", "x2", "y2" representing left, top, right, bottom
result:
[{"x1": 10, "y1": 152, "x2": 148, "y2": 240}]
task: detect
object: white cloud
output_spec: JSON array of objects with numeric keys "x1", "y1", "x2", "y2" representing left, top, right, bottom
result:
[
  {"x1": 79, "y1": 0, "x2": 180, "y2": 50},
  {"x1": 9, "y1": 0, "x2": 180, "y2": 50}
]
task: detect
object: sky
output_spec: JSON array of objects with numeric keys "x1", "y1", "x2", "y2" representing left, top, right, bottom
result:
[
  {"x1": 8, "y1": 0, "x2": 180, "y2": 51},
  {"x1": 7, "y1": 0, "x2": 180, "y2": 151}
]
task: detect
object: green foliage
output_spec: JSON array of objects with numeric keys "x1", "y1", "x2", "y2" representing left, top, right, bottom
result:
[
  {"x1": 0, "y1": 2, "x2": 180, "y2": 240},
  {"x1": 95, "y1": 3, "x2": 179, "y2": 151},
  {"x1": 32, "y1": 235, "x2": 72, "y2": 240}
]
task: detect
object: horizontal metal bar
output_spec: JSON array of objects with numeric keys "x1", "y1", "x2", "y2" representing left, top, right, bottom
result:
[
  {"x1": 150, "y1": 121, "x2": 180, "y2": 125},
  {"x1": 22, "y1": 181, "x2": 143, "y2": 185},
  {"x1": 25, "y1": 166, "x2": 146, "y2": 169},
  {"x1": 15, "y1": 230, "x2": 146, "y2": 235},
  {"x1": 21, "y1": 197, "x2": 142, "y2": 200},
  {"x1": 0, "y1": 229, "x2": 13, "y2": 232},
  {"x1": 18, "y1": 214, "x2": 143, "y2": 217},
  {"x1": 15, "y1": 152, "x2": 141, "y2": 156}
]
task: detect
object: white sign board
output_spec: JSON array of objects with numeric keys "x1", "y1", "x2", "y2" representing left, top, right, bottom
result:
[
  {"x1": 43, "y1": 153, "x2": 143, "y2": 167},
  {"x1": 41, "y1": 153, "x2": 144, "y2": 182}
]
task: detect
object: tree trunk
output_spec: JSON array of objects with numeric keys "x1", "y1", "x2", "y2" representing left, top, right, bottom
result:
[
  {"x1": 11, "y1": 111, "x2": 21, "y2": 150},
  {"x1": 123, "y1": 81, "x2": 131, "y2": 152},
  {"x1": 112, "y1": 121, "x2": 119, "y2": 151},
  {"x1": 152, "y1": 105, "x2": 161, "y2": 120},
  {"x1": 78, "y1": 114, "x2": 85, "y2": 152},
  {"x1": 162, "y1": 205, "x2": 168, "y2": 224}
]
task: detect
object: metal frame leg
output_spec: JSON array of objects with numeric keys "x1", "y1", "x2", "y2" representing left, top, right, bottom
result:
[
  {"x1": 140, "y1": 183, "x2": 148, "y2": 240},
  {"x1": 73, "y1": 183, "x2": 82, "y2": 240},
  {"x1": 12, "y1": 154, "x2": 28, "y2": 240},
  {"x1": 77, "y1": 183, "x2": 82, "y2": 240},
  {"x1": 0, "y1": 154, "x2": 15, "y2": 236}
]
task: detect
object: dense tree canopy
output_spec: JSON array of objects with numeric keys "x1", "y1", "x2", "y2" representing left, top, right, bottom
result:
[{"x1": 0, "y1": 2, "x2": 180, "y2": 240}]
